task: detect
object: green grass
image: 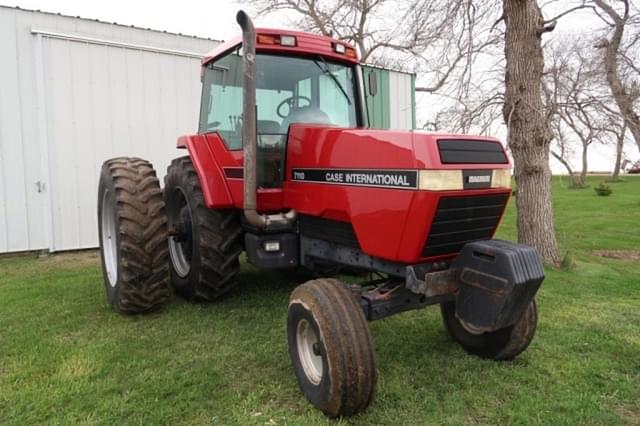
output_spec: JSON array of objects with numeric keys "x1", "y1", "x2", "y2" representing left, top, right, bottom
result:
[{"x1": 1, "y1": 176, "x2": 639, "y2": 425}]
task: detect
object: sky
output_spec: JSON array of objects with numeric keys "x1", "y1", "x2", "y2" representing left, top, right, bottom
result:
[
  {"x1": 3, "y1": 0, "x2": 637, "y2": 172},
  {"x1": 0, "y1": 0, "x2": 288, "y2": 41}
]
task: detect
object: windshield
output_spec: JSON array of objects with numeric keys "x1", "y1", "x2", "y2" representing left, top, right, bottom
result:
[
  {"x1": 199, "y1": 50, "x2": 359, "y2": 188},
  {"x1": 255, "y1": 54, "x2": 358, "y2": 134},
  {"x1": 200, "y1": 52, "x2": 358, "y2": 143}
]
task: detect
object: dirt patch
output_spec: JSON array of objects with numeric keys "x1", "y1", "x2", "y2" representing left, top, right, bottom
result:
[
  {"x1": 592, "y1": 250, "x2": 640, "y2": 261},
  {"x1": 41, "y1": 249, "x2": 100, "y2": 268}
]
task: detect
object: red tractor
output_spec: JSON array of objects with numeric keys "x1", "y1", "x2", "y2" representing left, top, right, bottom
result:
[{"x1": 97, "y1": 11, "x2": 543, "y2": 418}]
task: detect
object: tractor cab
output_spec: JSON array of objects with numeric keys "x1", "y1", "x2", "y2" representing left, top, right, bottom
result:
[{"x1": 198, "y1": 30, "x2": 365, "y2": 188}]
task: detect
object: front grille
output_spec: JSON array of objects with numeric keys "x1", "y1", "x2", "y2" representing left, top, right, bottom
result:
[
  {"x1": 422, "y1": 194, "x2": 509, "y2": 257},
  {"x1": 438, "y1": 139, "x2": 508, "y2": 164}
]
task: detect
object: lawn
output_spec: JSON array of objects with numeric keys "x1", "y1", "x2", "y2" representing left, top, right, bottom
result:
[{"x1": 1, "y1": 176, "x2": 639, "y2": 425}]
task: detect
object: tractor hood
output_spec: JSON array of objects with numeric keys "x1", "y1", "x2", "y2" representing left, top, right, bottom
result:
[
  {"x1": 283, "y1": 124, "x2": 512, "y2": 263},
  {"x1": 284, "y1": 125, "x2": 511, "y2": 191}
]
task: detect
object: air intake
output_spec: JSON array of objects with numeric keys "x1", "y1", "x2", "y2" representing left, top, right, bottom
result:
[{"x1": 438, "y1": 140, "x2": 508, "y2": 164}]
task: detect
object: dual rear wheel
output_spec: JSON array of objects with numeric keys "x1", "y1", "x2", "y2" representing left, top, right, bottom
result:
[{"x1": 97, "y1": 156, "x2": 242, "y2": 313}]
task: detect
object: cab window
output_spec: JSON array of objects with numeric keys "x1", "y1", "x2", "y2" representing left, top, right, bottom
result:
[{"x1": 199, "y1": 48, "x2": 358, "y2": 187}]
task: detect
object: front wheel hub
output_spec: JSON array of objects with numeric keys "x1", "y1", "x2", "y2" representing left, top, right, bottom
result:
[{"x1": 296, "y1": 319, "x2": 323, "y2": 385}]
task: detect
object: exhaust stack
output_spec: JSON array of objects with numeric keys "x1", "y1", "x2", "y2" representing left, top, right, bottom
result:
[{"x1": 236, "y1": 10, "x2": 296, "y2": 228}]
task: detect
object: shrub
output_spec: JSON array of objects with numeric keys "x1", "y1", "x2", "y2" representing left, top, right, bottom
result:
[{"x1": 594, "y1": 182, "x2": 612, "y2": 196}]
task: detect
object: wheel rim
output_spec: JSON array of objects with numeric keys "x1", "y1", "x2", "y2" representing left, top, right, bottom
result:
[
  {"x1": 460, "y1": 319, "x2": 486, "y2": 335},
  {"x1": 296, "y1": 319, "x2": 323, "y2": 385},
  {"x1": 101, "y1": 189, "x2": 118, "y2": 287},
  {"x1": 168, "y1": 188, "x2": 193, "y2": 278}
]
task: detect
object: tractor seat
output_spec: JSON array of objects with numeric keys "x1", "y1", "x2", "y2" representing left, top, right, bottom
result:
[
  {"x1": 258, "y1": 120, "x2": 281, "y2": 135},
  {"x1": 280, "y1": 107, "x2": 331, "y2": 133}
]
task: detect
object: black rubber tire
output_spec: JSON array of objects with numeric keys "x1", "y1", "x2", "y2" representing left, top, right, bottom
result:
[
  {"x1": 287, "y1": 278, "x2": 377, "y2": 418},
  {"x1": 164, "y1": 157, "x2": 242, "y2": 301},
  {"x1": 97, "y1": 157, "x2": 170, "y2": 314},
  {"x1": 440, "y1": 299, "x2": 538, "y2": 360}
]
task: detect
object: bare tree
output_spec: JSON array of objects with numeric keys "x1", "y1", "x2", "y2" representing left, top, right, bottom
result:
[
  {"x1": 592, "y1": 0, "x2": 640, "y2": 153},
  {"x1": 550, "y1": 138, "x2": 579, "y2": 182},
  {"x1": 557, "y1": 45, "x2": 609, "y2": 186},
  {"x1": 502, "y1": 0, "x2": 562, "y2": 266},
  {"x1": 544, "y1": 43, "x2": 580, "y2": 184},
  {"x1": 609, "y1": 121, "x2": 628, "y2": 178},
  {"x1": 239, "y1": 0, "x2": 500, "y2": 94},
  {"x1": 543, "y1": 32, "x2": 634, "y2": 187}
]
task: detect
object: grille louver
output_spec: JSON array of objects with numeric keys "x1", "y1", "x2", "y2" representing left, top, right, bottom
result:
[{"x1": 422, "y1": 194, "x2": 509, "y2": 257}]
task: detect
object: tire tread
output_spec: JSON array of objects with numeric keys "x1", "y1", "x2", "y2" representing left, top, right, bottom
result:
[
  {"x1": 101, "y1": 157, "x2": 170, "y2": 314},
  {"x1": 164, "y1": 156, "x2": 242, "y2": 301},
  {"x1": 289, "y1": 278, "x2": 377, "y2": 417}
]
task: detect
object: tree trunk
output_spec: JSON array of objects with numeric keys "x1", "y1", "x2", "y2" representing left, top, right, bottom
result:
[
  {"x1": 612, "y1": 142, "x2": 623, "y2": 178},
  {"x1": 551, "y1": 150, "x2": 582, "y2": 188},
  {"x1": 612, "y1": 124, "x2": 626, "y2": 179},
  {"x1": 503, "y1": 0, "x2": 562, "y2": 266},
  {"x1": 593, "y1": 0, "x2": 640, "y2": 155},
  {"x1": 550, "y1": 151, "x2": 575, "y2": 177},
  {"x1": 579, "y1": 143, "x2": 588, "y2": 185}
]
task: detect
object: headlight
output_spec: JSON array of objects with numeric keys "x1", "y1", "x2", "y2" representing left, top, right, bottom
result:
[
  {"x1": 418, "y1": 170, "x2": 463, "y2": 190},
  {"x1": 491, "y1": 169, "x2": 512, "y2": 188}
]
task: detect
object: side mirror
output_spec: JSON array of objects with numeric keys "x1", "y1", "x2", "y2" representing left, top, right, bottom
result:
[{"x1": 368, "y1": 72, "x2": 377, "y2": 96}]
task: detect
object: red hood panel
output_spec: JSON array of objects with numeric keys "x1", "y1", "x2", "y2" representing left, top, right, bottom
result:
[
  {"x1": 283, "y1": 125, "x2": 510, "y2": 263},
  {"x1": 285, "y1": 125, "x2": 508, "y2": 170}
]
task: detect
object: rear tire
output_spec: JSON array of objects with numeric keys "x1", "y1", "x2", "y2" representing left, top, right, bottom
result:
[
  {"x1": 287, "y1": 278, "x2": 377, "y2": 417},
  {"x1": 164, "y1": 157, "x2": 242, "y2": 301},
  {"x1": 440, "y1": 299, "x2": 538, "y2": 360},
  {"x1": 97, "y1": 157, "x2": 170, "y2": 314}
]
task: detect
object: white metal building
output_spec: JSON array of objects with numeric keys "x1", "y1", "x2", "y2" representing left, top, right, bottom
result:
[{"x1": 0, "y1": 6, "x2": 415, "y2": 254}]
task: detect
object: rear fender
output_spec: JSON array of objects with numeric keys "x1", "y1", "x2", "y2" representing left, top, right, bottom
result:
[{"x1": 177, "y1": 134, "x2": 234, "y2": 209}]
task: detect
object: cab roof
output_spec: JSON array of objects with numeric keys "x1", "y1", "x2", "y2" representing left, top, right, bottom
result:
[{"x1": 202, "y1": 28, "x2": 360, "y2": 67}]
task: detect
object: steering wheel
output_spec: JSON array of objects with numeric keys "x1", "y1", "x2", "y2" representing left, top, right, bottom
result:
[{"x1": 277, "y1": 95, "x2": 312, "y2": 118}]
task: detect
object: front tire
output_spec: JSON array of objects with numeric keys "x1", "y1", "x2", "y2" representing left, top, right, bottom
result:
[
  {"x1": 164, "y1": 157, "x2": 242, "y2": 301},
  {"x1": 440, "y1": 299, "x2": 538, "y2": 360},
  {"x1": 287, "y1": 278, "x2": 377, "y2": 417},
  {"x1": 97, "y1": 157, "x2": 170, "y2": 314}
]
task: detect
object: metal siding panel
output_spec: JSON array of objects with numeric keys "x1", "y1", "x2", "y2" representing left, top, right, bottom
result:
[
  {"x1": 46, "y1": 44, "x2": 203, "y2": 250},
  {"x1": 142, "y1": 52, "x2": 166, "y2": 172},
  {"x1": 125, "y1": 48, "x2": 148, "y2": 158},
  {"x1": 402, "y1": 73, "x2": 411, "y2": 128},
  {"x1": 389, "y1": 71, "x2": 413, "y2": 130},
  {"x1": 381, "y1": 70, "x2": 390, "y2": 128},
  {"x1": 363, "y1": 66, "x2": 391, "y2": 129},
  {"x1": 411, "y1": 74, "x2": 416, "y2": 129},
  {"x1": 0, "y1": 10, "x2": 30, "y2": 252},
  {"x1": 0, "y1": 8, "x2": 214, "y2": 252},
  {"x1": 15, "y1": 11, "x2": 48, "y2": 250},
  {"x1": 89, "y1": 45, "x2": 114, "y2": 185},
  {"x1": 47, "y1": 39, "x2": 81, "y2": 250},
  {"x1": 0, "y1": 10, "x2": 13, "y2": 252},
  {"x1": 69, "y1": 41, "x2": 97, "y2": 249},
  {"x1": 390, "y1": 75, "x2": 396, "y2": 127},
  {"x1": 389, "y1": 72, "x2": 398, "y2": 128}
]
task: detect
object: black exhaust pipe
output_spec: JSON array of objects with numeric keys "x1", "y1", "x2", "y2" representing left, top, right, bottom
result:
[{"x1": 236, "y1": 10, "x2": 295, "y2": 228}]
